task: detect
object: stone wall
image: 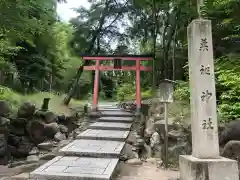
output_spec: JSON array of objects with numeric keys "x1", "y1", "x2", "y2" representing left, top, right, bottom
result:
[
  {"x1": 119, "y1": 101, "x2": 192, "y2": 168},
  {"x1": 0, "y1": 100, "x2": 86, "y2": 166},
  {"x1": 119, "y1": 100, "x2": 240, "y2": 170}
]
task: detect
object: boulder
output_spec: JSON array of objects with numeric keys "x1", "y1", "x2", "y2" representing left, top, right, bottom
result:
[
  {"x1": 121, "y1": 143, "x2": 139, "y2": 161},
  {"x1": 0, "y1": 127, "x2": 9, "y2": 165},
  {"x1": 58, "y1": 114, "x2": 67, "y2": 123},
  {"x1": 38, "y1": 141, "x2": 53, "y2": 151},
  {"x1": 168, "y1": 142, "x2": 191, "y2": 166},
  {"x1": 150, "y1": 132, "x2": 162, "y2": 158},
  {"x1": 144, "y1": 117, "x2": 155, "y2": 138},
  {"x1": 219, "y1": 120, "x2": 240, "y2": 146},
  {"x1": 14, "y1": 137, "x2": 34, "y2": 158},
  {"x1": 150, "y1": 132, "x2": 161, "y2": 148},
  {"x1": 54, "y1": 132, "x2": 66, "y2": 142},
  {"x1": 148, "y1": 101, "x2": 158, "y2": 117},
  {"x1": 28, "y1": 147, "x2": 39, "y2": 155},
  {"x1": 0, "y1": 101, "x2": 10, "y2": 117},
  {"x1": 152, "y1": 113, "x2": 164, "y2": 121},
  {"x1": 154, "y1": 118, "x2": 175, "y2": 136},
  {"x1": 168, "y1": 130, "x2": 185, "y2": 141},
  {"x1": 34, "y1": 110, "x2": 45, "y2": 118},
  {"x1": 222, "y1": 140, "x2": 240, "y2": 160},
  {"x1": 135, "y1": 138, "x2": 145, "y2": 147},
  {"x1": 8, "y1": 134, "x2": 21, "y2": 147},
  {"x1": 131, "y1": 114, "x2": 145, "y2": 136},
  {"x1": 60, "y1": 118, "x2": 78, "y2": 133},
  {"x1": 142, "y1": 143, "x2": 152, "y2": 159},
  {"x1": 155, "y1": 103, "x2": 165, "y2": 114},
  {"x1": 126, "y1": 158, "x2": 143, "y2": 165},
  {"x1": 26, "y1": 155, "x2": 39, "y2": 163},
  {"x1": 0, "y1": 117, "x2": 10, "y2": 126},
  {"x1": 39, "y1": 153, "x2": 56, "y2": 160},
  {"x1": 44, "y1": 122, "x2": 60, "y2": 138},
  {"x1": 26, "y1": 119, "x2": 45, "y2": 144},
  {"x1": 43, "y1": 111, "x2": 57, "y2": 124},
  {"x1": 126, "y1": 131, "x2": 138, "y2": 145},
  {"x1": 59, "y1": 124, "x2": 68, "y2": 134},
  {"x1": 9, "y1": 120, "x2": 26, "y2": 136},
  {"x1": 0, "y1": 134, "x2": 7, "y2": 157},
  {"x1": 17, "y1": 102, "x2": 36, "y2": 119}
]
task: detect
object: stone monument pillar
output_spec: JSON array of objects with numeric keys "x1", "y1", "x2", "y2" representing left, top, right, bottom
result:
[{"x1": 179, "y1": 18, "x2": 239, "y2": 180}]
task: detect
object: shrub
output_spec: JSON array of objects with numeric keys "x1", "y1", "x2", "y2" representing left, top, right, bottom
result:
[
  {"x1": 116, "y1": 83, "x2": 135, "y2": 102},
  {"x1": 174, "y1": 80, "x2": 190, "y2": 101},
  {"x1": 0, "y1": 86, "x2": 21, "y2": 113},
  {"x1": 217, "y1": 69, "x2": 240, "y2": 121}
]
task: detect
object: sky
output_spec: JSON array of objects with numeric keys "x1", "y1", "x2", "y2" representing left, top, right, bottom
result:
[
  {"x1": 56, "y1": 0, "x2": 127, "y2": 49},
  {"x1": 57, "y1": 0, "x2": 90, "y2": 22}
]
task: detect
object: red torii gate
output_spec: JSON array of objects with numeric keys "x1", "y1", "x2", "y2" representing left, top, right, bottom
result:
[{"x1": 82, "y1": 55, "x2": 153, "y2": 113}]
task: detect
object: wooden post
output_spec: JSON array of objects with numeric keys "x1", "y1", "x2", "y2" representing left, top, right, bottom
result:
[
  {"x1": 136, "y1": 60, "x2": 141, "y2": 114},
  {"x1": 158, "y1": 79, "x2": 174, "y2": 169},
  {"x1": 164, "y1": 102, "x2": 169, "y2": 168},
  {"x1": 92, "y1": 60, "x2": 100, "y2": 111}
]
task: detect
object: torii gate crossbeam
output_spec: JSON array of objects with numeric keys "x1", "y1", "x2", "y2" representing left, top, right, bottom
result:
[{"x1": 82, "y1": 55, "x2": 153, "y2": 113}]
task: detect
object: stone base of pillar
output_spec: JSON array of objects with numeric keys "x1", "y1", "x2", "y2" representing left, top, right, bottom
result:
[
  {"x1": 135, "y1": 108, "x2": 141, "y2": 117},
  {"x1": 89, "y1": 106, "x2": 101, "y2": 119},
  {"x1": 179, "y1": 155, "x2": 239, "y2": 180}
]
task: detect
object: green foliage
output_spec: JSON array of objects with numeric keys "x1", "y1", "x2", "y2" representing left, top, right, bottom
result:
[
  {"x1": 116, "y1": 83, "x2": 152, "y2": 102},
  {"x1": 173, "y1": 55, "x2": 240, "y2": 122},
  {"x1": 0, "y1": 86, "x2": 21, "y2": 112},
  {"x1": 141, "y1": 90, "x2": 153, "y2": 100},
  {"x1": 116, "y1": 83, "x2": 135, "y2": 102},
  {"x1": 216, "y1": 56, "x2": 240, "y2": 121},
  {"x1": 1, "y1": 0, "x2": 240, "y2": 112},
  {"x1": 174, "y1": 81, "x2": 190, "y2": 101},
  {"x1": 0, "y1": 0, "x2": 83, "y2": 96}
]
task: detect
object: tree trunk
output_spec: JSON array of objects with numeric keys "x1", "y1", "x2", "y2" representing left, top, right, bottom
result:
[
  {"x1": 152, "y1": 0, "x2": 157, "y2": 89},
  {"x1": 63, "y1": 0, "x2": 110, "y2": 105},
  {"x1": 63, "y1": 64, "x2": 87, "y2": 105},
  {"x1": 172, "y1": 26, "x2": 177, "y2": 81}
]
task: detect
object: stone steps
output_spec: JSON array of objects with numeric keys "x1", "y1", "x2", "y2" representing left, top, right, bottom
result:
[
  {"x1": 98, "y1": 116, "x2": 134, "y2": 123},
  {"x1": 30, "y1": 107, "x2": 133, "y2": 180},
  {"x1": 31, "y1": 156, "x2": 119, "y2": 180},
  {"x1": 58, "y1": 139, "x2": 125, "y2": 158},
  {"x1": 89, "y1": 122, "x2": 132, "y2": 131},
  {"x1": 100, "y1": 111, "x2": 134, "y2": 117},
  {"x1": 77, "y1": 129, "x2": 130, "y2": 141}
]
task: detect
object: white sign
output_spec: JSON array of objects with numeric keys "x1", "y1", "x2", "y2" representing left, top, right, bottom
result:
[{"x1": 157, "y1": 80, "x2": 174, "y2": 103}]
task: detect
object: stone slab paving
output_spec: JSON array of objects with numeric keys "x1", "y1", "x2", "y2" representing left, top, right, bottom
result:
[
  {"x1": 100, "y1": 111, "x2": 134, "y2": 117},
  {"x1": 30, "y1": 104, "x2": 134, "y2": 180},
  {"x1": 89, "y1": 122, "x2": 132, "y2": 130},
  {"x1": 98, "y1": 108, "x2": 122, "y2": 111},
  {"x1": 77, "y1": 129, "x2": 130, "y2": 141},
  {"x1": 59, "y1": 139, "x2": 125, "y2": 158},
  {"x1": 30, "y1": 156, "x2": 119, "y2": 180},
  {"x1": 98, "y1": 116, "x2": 134, "y2": 123}
]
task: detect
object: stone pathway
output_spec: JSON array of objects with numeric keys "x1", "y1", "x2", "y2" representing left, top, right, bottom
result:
[{"x1": 30, "y1": 106, "x2": 134, "y2": 180}]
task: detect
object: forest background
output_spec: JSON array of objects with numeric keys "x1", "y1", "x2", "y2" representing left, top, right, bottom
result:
[{"x1": 0, "y1": 0, "x2": 239, "y2": 122}]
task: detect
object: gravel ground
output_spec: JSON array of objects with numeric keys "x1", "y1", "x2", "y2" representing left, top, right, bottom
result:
[{"x1": 115, "y1": 162, "x2": 179, "y2": 180}]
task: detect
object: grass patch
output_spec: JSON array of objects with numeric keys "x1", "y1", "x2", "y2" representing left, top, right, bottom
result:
[
  {"x1": 0, "y1": 86, "x2": 86, "y2": 116},
  {"x1": 23, "y1": 92, "x2": 86, "y2": 115}
]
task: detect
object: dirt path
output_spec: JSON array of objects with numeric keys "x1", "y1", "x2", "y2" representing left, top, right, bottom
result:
[{"x1": 115, "y1": 162, "x2": 179, "y2": 180}]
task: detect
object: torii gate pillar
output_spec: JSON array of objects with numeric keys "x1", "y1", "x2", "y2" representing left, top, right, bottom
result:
[{"x1": 82, "y1": 55, "x2": 153, "y2": 113}]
